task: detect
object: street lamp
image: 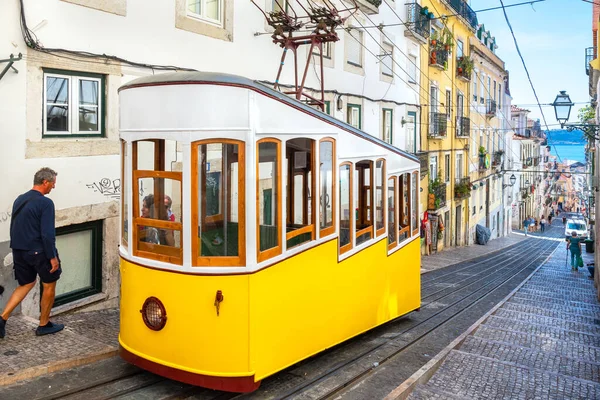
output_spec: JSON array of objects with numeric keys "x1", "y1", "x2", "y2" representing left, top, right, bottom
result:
[
  {"x1": 503, "y1": 174, "x2": 516, "y2": 188},
  {"x1": 552, "y1": 91, "x2": 574, "y2": 128}
]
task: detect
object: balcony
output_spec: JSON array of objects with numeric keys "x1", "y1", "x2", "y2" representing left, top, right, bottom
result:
[
  {"x1": 478, "y1": 153, "x2": 489, "y2": 170},
  {"x1": 533, "y1": 156, "x2": 539, "y2": 167},
  {"x1": 355, "y1": 0, "x2": 382, "y2": 15},
  {"x1": 454, "y1": 177, "x2": 471, "y2": 200},
  {"x1": 456, "y1": 116, "x2": 470, "y2": 137},
  {"x1": 429, "y1": 48, "x2": 448, "y2": 70},
  {"x1": 586, "y1": 47, "x2": 594, "y2": 76},
  {"x1": 456, "y1": 56, "x2": 473, "y2": 81},
  {"x1": 429, "y1": 112, "x2": 447, "y2": 138},
  {"x1": 447, "y1": 0, "x2": 478, "y2": 30},
  {"x1": 405, "y1": 3, "x2": 430, "y2": 44},
  {"x1": 492, "y1": 150, "x2": 503, "y2": 167},
  {"x1": 486, "y1": 99, "x2": 497, "y2": 117},
  {"x1": 428, "y1": 181, "x2": 447, "y2": 210}
]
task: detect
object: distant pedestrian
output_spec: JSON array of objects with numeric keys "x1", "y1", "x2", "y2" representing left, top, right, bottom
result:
[
  {"x1": 0, "y1": 168, "x2": 64, "y2": 339},
  {"x1": 566, "y1": 232, "x2": 583, "y2": 271},
  {"x1": 534, "y1": 218, "x2": 539, "y2": 232},
  {"x1": 523, "y1": 216, "x2": 530, "y2": 236},
  {"x1": 562, "y1": 216, "x2": 567, "y2": 226},
  {"x1": 548, "y1": 215, "x2": 553, "y2": 225},
  {"x1": 540, "y1": 217, "x2": 547, "y2": 232}
]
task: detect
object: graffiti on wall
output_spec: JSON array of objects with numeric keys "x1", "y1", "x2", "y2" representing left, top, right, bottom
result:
[{"x1": 86, "y1": 178, "x2": 121, "y2": 199}]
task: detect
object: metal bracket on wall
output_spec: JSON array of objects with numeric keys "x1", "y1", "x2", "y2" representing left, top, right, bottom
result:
[{"x1": 0, "y1": 53, "x2": 23, "y2": 82}]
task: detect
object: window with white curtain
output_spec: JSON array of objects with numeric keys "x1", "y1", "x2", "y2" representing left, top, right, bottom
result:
[
  {"x1": 408, "y1": 55, "x2": 417, "y2": 83},
  {"x1": 347, "y1": 30, "x2": 363, "y2": 66},
  {"x1": 381, "y1": 42, "x2": 393, "y2": 77},
  {"x1": 188, "y1": 0, "x2": 222, "y2": 26}
]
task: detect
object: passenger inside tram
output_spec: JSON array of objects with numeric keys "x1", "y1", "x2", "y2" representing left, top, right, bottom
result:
[{"x1": 140, "y1": 194, "x2": 175, "y2": 246}]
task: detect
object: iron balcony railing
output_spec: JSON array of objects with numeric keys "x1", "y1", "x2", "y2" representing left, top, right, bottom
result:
[
  {"x1": 447, "y1": 0, "x2": 478, "y2": 30},
  {"x1": 406, "y1": 3, "x2": 431, "y2": 40},
  {"x1": 456, "y1": 116, "x2": 470, "y2": 137},
  {"x1": 429, "y1": 48, "x2": 449, "y2": 69},
  {"x1": 486, "y1": 99, "x2": 497, "y2": 116},
  {"x1": 586, "y1": 47, "x2": 594, "y2": 76},
  {"x1": 428, "y1": 181, "x2": 447, "y2": 210},
  {"x1": 429, "y1": 112, "x2": 447, "y2": 137}
]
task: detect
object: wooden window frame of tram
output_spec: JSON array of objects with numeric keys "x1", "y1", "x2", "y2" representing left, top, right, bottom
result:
[
  {"x1": 319, "y1": 137, "x2": 337, "y2": 239},
  {"x1": 191, "y1": 139, "x2": 246, "y2": 267},
  {"x1": 355, "y1": 160, "x2": 374, "y2": 243},
  {"x1": 375, "y1": 158, "x2": 386, "y2": 238},
  {"x1": 338, "y1": 161, "x2": 353, "y2": 255},
  {"x1": 387, "y1": 175, "x2": 397, "y2": 251},
  {"x1": 256, "y1": 138, "x2": 283, "y2": 263},
  {"x1": 285, "y1": 139, "x2": 316, "y2": 246},
  {"x1": 131, "y1": 140, "x2": 184, "y2": 265},
  {"x1": 412, "y1": 171, "x2": 419, "y2": 237},
  {"x1": 121, "y1": 139, "x2": 128, "y2": 249},
  {"x1": 398, "y1": 173, "x2": 410, "y2": 242}
]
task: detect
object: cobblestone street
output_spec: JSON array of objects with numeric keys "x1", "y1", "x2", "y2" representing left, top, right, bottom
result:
[{"x1": 408, "y1": 236, "x2": 599, "y2": 399}]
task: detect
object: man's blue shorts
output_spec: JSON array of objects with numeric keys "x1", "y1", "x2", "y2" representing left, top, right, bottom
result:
[{"x1": 12, "y1": 250, "x2": 61, "y2": 286}]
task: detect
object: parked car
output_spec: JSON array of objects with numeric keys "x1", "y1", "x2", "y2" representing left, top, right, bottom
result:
[{"x1": 565, "y1": 219, "x2": 588, "y2": 239}]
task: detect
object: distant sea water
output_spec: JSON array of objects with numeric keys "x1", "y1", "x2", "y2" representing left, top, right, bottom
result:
[{"x1": 548, "y1": 144, "x2": 586, "y2": 163}]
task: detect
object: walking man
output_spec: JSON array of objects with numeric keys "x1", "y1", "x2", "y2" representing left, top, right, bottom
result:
[
  {"x1": 523, "y1": 216, "x2": 530, "y2": 236},
  {"x1": 540, "y1": 216, "x2": 547, "y2": 233},
  {"x1": 0, "y1": 168, "x2": 64, "y2": 339}
]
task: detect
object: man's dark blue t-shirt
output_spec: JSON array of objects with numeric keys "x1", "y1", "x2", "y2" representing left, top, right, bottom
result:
[{"x1": 10, "y1": 190, "x2": 57, "y2": 260}]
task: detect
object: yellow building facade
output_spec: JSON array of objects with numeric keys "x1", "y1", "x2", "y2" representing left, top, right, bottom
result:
[{"x1": 418, "y1": 0, "x2": 478, "y2": 253}]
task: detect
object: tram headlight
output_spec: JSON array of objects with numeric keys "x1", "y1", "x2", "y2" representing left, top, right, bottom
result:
[{"x1": 140, "y1": 296, "x2": 167, "y2": 331}]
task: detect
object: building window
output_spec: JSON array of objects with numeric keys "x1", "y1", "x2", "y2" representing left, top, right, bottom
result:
[
  {"x1": 381, "y1": 42, "x2": 394, "y2": 77},
  {"x1": 473, "y1": 72, "x2": 478, "y2": 103},
  {"x1": 375, "y1": 159, "x2": 385, "y2": 236},
  {"x1": 347, "y1": 104, "x2": 362, "y2": 129},
  {"x1": 346, "y1": 29, "x2": 363, "y2": 67},
  {"x1": 456, "y1": 153, "x2": 463, "y2": 180},
  {"x1": 406, "y1": 112, "x2": 417, "y2": 153},
  {"x1": 319, "y1": 138, "x2": 336, "y2": 238},
  {"x1": 134, "y1": 140, "x2": 183, "y2": 265},
  {"x1": 312, "y1": 41, "x2": 332, "y2": 59},
  {"x1": 43, "y1": 69, "x2": 105, "y2": 137},
  {"x1": 387, "y1": 176, "x2": 397, "y2": 250},
  {"x1": 498, "y1": 84, "x2": 502, "y2": 109},
  {"x1": 445, "y1": 154, "x2": 450, "y2": 183},
  {"x1": 398, "y1": 173, "x2": 410, "y2": 243},
  {"x1": 408, "y1": 55, "x2": 417, "y2": 83},
  {"x1": 187, "y1": 0, "x2": 223, "y2": 26},
  {"x1": 382, "y1": 108, "x2": 393, "y2": 144},
  {"x1": 257, "y1": 139, "x2": 282, "y2": 262},
  {"x1": 339, "y1": 162, "x2": 353, "y2": 254},
  {"x1": 192, "y1": 140, "x2": 244, "y2": 266},
  {"x1": 446, "y1": 90, "x2": 452, "y2": 120},
  {"x1": 53, "y1": 220, "x2": 103, "y2": 307},
  {"x1": 286, "y1": 138, "x2": 315, "y2": 249},
  {"x1": 324, "y1": 101, "x2": 331, "y2": 115},
  {"x1": 355, "y1": 160, "x2": 373, "y2": 245},
  {"x1": 429, "y1": 155, "x2": 438, "y2": 181},
  {"x1": 456, "y1": 39, "x2": 464, "y2": 59}
]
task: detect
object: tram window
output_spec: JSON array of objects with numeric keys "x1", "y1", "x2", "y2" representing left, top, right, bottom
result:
[
  {"x1": 286, "y1": 138, "x2": 315, "y2": 249},
  {"x1": 375, "y1": 159, "x2": 385, "y2": 237},
  {"x1": 132, "y1": 140, "x2": 183, "y2": 264},
  {"x1": 193, "y1": 141, "x2": 245, "y2": 266},
  {"x1": 388, "y1": 176, "x2": 397, "y2": 250},
  {"x1": 121, "y1": 140, "x2": 128, "y2": 248},
  {"x1": 398, "y1": 173, "x2": 410, "y2": 243},
  {"x1": 412, "y1": 171, "x2": 419, "y2": 236},
  {"x1": 319, "y1": 138, "x2": 336, "y2": 237},
  {"x1": 354, "y1": 160, "x2": 373, "y2": 246},
  {"x1": 257, "y1": 140, "x2": 281, "y2": 262},
  {"x1": 339, "y1": 162, "x2": 352, "y2": 254}
]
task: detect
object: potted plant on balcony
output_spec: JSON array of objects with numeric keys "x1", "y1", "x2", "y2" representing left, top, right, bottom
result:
[
  {"x1": 455, "y1": 180, "x2": 471, "y2": 199},
  {"x1": 457, "y1": 56, "x2": 474, "y2": 77},
  {"x1": 428, "y1": 174, "x2": 443, "y2": 209}
]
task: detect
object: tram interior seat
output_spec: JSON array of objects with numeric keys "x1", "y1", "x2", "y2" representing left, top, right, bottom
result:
[{"x1": 199, "y1": 223, "x2": 239, "y2": 256}]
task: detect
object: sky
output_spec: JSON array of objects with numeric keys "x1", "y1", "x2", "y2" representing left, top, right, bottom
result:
[{"x1": 469, "y1": 0, "x2": 592, "y2": 128}]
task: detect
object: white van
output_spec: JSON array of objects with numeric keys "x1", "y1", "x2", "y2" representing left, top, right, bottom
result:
[{"x1": 565, "y1": 219, "x2": 588, "y2": 239}]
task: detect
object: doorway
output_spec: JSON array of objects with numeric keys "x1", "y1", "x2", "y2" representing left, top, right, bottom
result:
[{"x1": 455, "y1": 205, "x2": 462, "y2": 246}]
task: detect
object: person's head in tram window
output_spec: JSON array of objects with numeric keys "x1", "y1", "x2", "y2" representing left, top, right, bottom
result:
[
  {"x1": 164, "y1": 195, "x2": 175, "y2": 221},
  {"x1": 141, "y1": 194, "x2": 155, "y2": 219}
]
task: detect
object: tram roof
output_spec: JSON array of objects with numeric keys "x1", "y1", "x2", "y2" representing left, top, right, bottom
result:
[{"x1": 119, "y1": 71, "x2": 419, "y2": 163}]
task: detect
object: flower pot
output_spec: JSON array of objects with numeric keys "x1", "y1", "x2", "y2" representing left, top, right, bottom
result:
[
  {"x1": 431, "y1": 40, "x2": 437, "y2": 46},
  {"x1": 458, "y1": 67, "x2": 463, "y2": 74},
  {"x1": 444, "y1": 45, "x2": 449, "y2": 51}
]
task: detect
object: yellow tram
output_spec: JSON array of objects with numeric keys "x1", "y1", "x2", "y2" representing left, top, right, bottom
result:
[{"x1": 118, "y1": 72, "x2": 421, "y2": 392}]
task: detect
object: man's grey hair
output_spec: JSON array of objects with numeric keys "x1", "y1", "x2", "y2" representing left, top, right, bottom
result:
[{"x1": 33, "y1": 167, "x2": 58, "y2": 185}]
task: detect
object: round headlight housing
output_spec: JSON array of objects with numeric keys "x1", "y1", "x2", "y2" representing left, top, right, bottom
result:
[{"x1": 140, "y1": 296, "x2": 167, "y2": 331}]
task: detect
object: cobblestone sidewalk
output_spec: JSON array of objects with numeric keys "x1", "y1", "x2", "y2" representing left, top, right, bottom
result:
[
  {"x1": 0, "y1": 308, "x2": 119, "y2": 386},
  {"x1": 408, "y1": 240, "x2": 600, "y2": 399}
]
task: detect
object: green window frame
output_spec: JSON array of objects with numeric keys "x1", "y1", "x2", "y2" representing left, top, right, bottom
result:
[
  {"x1": 51, "y1": 220, "x2": 103, "y2": 307},
  {"x1": 42, "y1": 68, "x2": 106, "y2": 138},
  {"x1": 347, "y1": 104, "x2": 362, "y2": 129},
  {"x1": 324, "y1": 101, "x2": 331, "y2": 115},
  {"x1": 382, "y1": 108, "x2": 393, "y2": 144}
]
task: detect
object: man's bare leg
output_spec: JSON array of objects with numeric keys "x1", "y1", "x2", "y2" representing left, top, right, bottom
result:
[
  {"x1": 1, "y1": 281, "x2": 36, "y2": 321},
  {"x1": 39, "y1": 281, "x2": 56, "y2": 326}
]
